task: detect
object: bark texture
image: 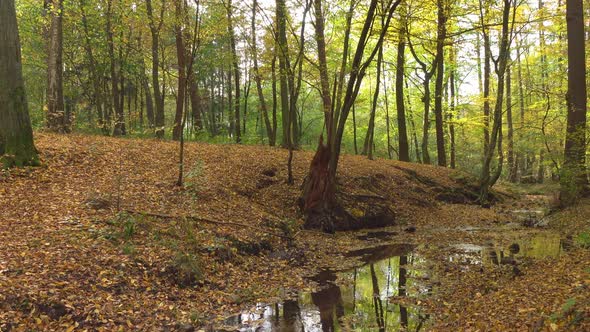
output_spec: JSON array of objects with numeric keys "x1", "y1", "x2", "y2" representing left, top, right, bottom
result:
[{"x1": 0, "y1": 0, "x2": 39, "y2": 167}]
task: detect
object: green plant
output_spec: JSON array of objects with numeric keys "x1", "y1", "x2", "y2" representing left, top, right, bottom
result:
[
  {"x1": 122, "y1": 243, "x2": 136, "y2": 256},
  {"x1": 278, "y1": 218, "x2": 298, "y2": 238},
  {"x1": 122, "y1": 217, "x2": 136, "y2": 240},
  {"x1": 171, "y1": 252, "x2": 202, "y2": 287},
  {"x1": 575, "y1": 230, "x2": 590, "y2": 249},
  {"x1": 550, "y1": 298, "x2": 577, "y2": 322},
  {"x1": 185, "y1": 160, "x2": 205, "y2": 192},
  {"x1": 189, "y1": 311, "x2": 205, "y2": 324}
]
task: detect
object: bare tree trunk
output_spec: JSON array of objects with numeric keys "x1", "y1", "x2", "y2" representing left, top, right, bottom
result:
[
  {"x1": 395, "y1": 7, "x2": 410, "y2": 162},
  {"x1": 0, "y1": 0, "x2": 39, "y2": 167},
  {"x1": 107, "y1": 0, "x2": 125, "y2": 136},
  {"x1": 537, "y1": 149, "x2": 545, "y2": 183},
  {"x1": 482, "y1": 29, "x2": 491, "y2": 157},
  {"x1": 271, "y1": 52, "x2": 278, "y2": 143},
  {"x1": 227, "y1": 0, "x2": 241, "y2": 143},
  {"x1": 507, "y1": 59, "x2": 517, "y2": 182},
  {"x1": 449, "y1": 46, "x2": 457, "y2": 169},
  {"x1": 332, "y1": 0, "x2": 355, "y2": 138},
  {"x1": 384, "y1": 71, "x2": 393, "y2": 159},
  {"x1": 516, "y1": 34, "x2": 526, "y2": 180},
  {"x1": 276, "y1": 0, "x2": 291, "y2": 148},
  {"x1": 408, "y1": 36, "x2": 436, "y2": 165},
  {"x1": 243, "y1": 69, "x2": 251, "y2": 135},
  {"x1": 80, "y1": 0, "x2": 107, "y2": 133},
  {"x1": 362, "y1": 40, "x2": 383, "y2": 160},
  {"x1": 173, "y1": 0, "x2": 187, "y2": 141},
  {"x1": 434, "y1": 0, "x2": 447, "y2": 167},
  {"x1": 561, "y1": 0, "x2": 588, "y2": 204},
  {"x1": 189, "y1": 78, "x2": 202, "y2": 130},
  {"x1": 479, "y1": 0, "x2": 513, "y2": 204},
  {"x1": 146, "y1": 0, "x2": 165, "y2": 138},
  {"x1": 46, "y1": 0, "x2": 68, "y2": 133},
  {"x1": 406, "y1": 77, "x2": 421, "y2": 163},
  {"x1": 252, "y1": 0, "x2": 274, "y2": 145}
]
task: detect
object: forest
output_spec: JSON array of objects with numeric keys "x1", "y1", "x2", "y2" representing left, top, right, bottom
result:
[{"x1": 1, "y1": 0, "x2": 590, "y2": 330}]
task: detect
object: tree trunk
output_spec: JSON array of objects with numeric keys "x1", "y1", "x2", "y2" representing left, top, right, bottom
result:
[
  {"x1": 303, "y1": 0, "x2": 402, "y2": 231},
  {"x1": 332, "y1": 0, "x2": 355, "y2": 139},
  {"x1": 507, "y1": 60, "x2": 517, "y2": 182},
  {"x1": 146, "y1": 0, "x2": 165, "y2": 138},
  {"x1": 538, "y1": 149, "x2": 545, "y2": 183},
  {"x1": 449, "y1": 46, "x2": 457, "y2": 169},
  {"x1": 173, "y1": 0, "x2": 187, "y2": 141},
  {"x1": 395, "y1": 10, "x2": 410, "y2": 162},
  {"x1": 243, "y1": 70, "x2": 251, "y2": 135},
  {"x1": 227, "y1": 0, "x2": 241, "y2": 143},
  {"x1": 408, "y1": 35, "x2": 436, "y2": 165},
  {"x1": 561, "y1": 0, "x2": 589, "y2": 204},
  {"x1": 479, "y1": 0, "x2": 513, "y2": 204},
  {"x1": 276, "y1": 0, "x2": 291, "y2": 148},
  {"x1": 421, "y1": 78, "x2": 432, "y2": 164},
  {"x1": 80, "y1": 0, "x2": 106, "y2": 133},
  {"x1": 189, "y1": 76, "x2": 202, "y2": 131},
  {"x1": 46, "y1": 0, "x2": 68, "y2": 133},
  {"x1": 107, "y1": 0, "x2": 125, "y2": 136},
  {"x1": 479, "y1": 0, "x2": 491, "y2": 157},
  {"x1": 482, "y1": 29, "x2": 491, "y2": 158},
  {"x1": 516, "y1": 34, "x2": 526, "y2": 181},
  {"x1": 384, "y1": 71, "x2": 393, "y2": 159},
  {"x1": 434, "y1": 0, "x2": 447, "y2": 167},
  {"x1": 0, "y1": 0, "x2": 39, "y2": 167},
  {"x1": 252, "y1": 0, "x2": 274, "y2": 145},
  {"x1": 406, "y1": 77, "x2": 422, "y2": 163},
  {"x1": 271, "y1": 52, "x2": 278, "y2": 144},
  {"x1": 362, "y1": 41, "x2": 383, "y2": 160}
]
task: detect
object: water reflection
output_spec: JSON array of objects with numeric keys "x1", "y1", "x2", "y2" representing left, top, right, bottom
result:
[
  {"x1": 451, "y1": 231, "x2": 564, "y2": 267},
  {"x1": 219, "y1": 232, "x2": 563, "y2": 331},
  {"x1": 219, "y1": 245, "x2": 429, "y2": 331}
]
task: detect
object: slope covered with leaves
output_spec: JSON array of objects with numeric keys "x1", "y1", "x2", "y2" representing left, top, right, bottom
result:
[{"x1": 0, "y1": 133, "x2": 588, "y2": 331}]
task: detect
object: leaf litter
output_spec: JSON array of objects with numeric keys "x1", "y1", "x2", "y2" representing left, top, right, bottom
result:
[{"x1": 0, "y1": 133, "x2": 588, "y2": 331}]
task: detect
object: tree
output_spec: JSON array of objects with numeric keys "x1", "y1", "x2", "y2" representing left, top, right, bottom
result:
[
  {"x1": 226, "y1": 0, "x2": 241, "y2": 143},
  {"x1": 172, "y1": 0, "x2": 187, "y2": 141},
  {"x1": 251, "y1": 0, "x2": 275, "y2": 146},
  {"x1": 276, "y1": 0, "x2": 292, "y2": 148},
  {"x1": 146, "y1": 0, "x2": 166, "y2": 138},
  {"x1": 0, "y1": 0, "x2": 39, "y2": 167},
  {"x1": 46, "y1": 0, "x2": 68, "y2": 133},
  {"x1": 79, "y1": 0, "x2": 108, "y2": 133},
  {"x1": 561, "y1": 0, "x2": 588, "y2": 204},
  {"x1": 106, "y1": 0, "x2": 125, "y2": 136},
  {"x1": 433, "y1": 0, "x2": 448, "y2": 167},
  {"x1": 479, "y1": 0, "x2": 514, "y2": 204},
  {"x1": 362, "y1": 12, "x2": 384, "y2": 160},
  {"x1": 303, "y1": 0, "x2": 402, "y2": 231},
  {"x1": 395, "y1": 4, "x2": 410, "y2": 162},
  {"x1": 408, "y1": 29, "x2": 438, "y2": 165}
]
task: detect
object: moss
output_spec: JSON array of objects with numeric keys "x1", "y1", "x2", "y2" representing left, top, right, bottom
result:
[{"x1": 1, "y1": 87, "x2": 39, "y2": 169}]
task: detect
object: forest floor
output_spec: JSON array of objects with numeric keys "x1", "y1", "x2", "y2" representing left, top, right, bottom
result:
[{"x1": 1, "y1": 133, "x2": 589, "y2": 331}]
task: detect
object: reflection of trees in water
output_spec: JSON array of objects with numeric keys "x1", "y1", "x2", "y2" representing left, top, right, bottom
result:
[
  {"x1": 311, "y1": 282, "x2": 345, "y2": 332},
  {"x1": 399, "y1": 255, "x2": 408, "y2": 329},
  {"x1": 282, "y1": 299, "x2": 302, "y2": 331},
  {"x1": 227, "y1": 251, "x2": 435, "y2": 331},
  {"x1": 370, "y1": 264, "x2": 386, "y2": 332}
]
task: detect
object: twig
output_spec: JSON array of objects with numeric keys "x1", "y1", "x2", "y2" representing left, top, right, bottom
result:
[{"x1": 123, "y1": 209, "x2": 291, "y2": 239}]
